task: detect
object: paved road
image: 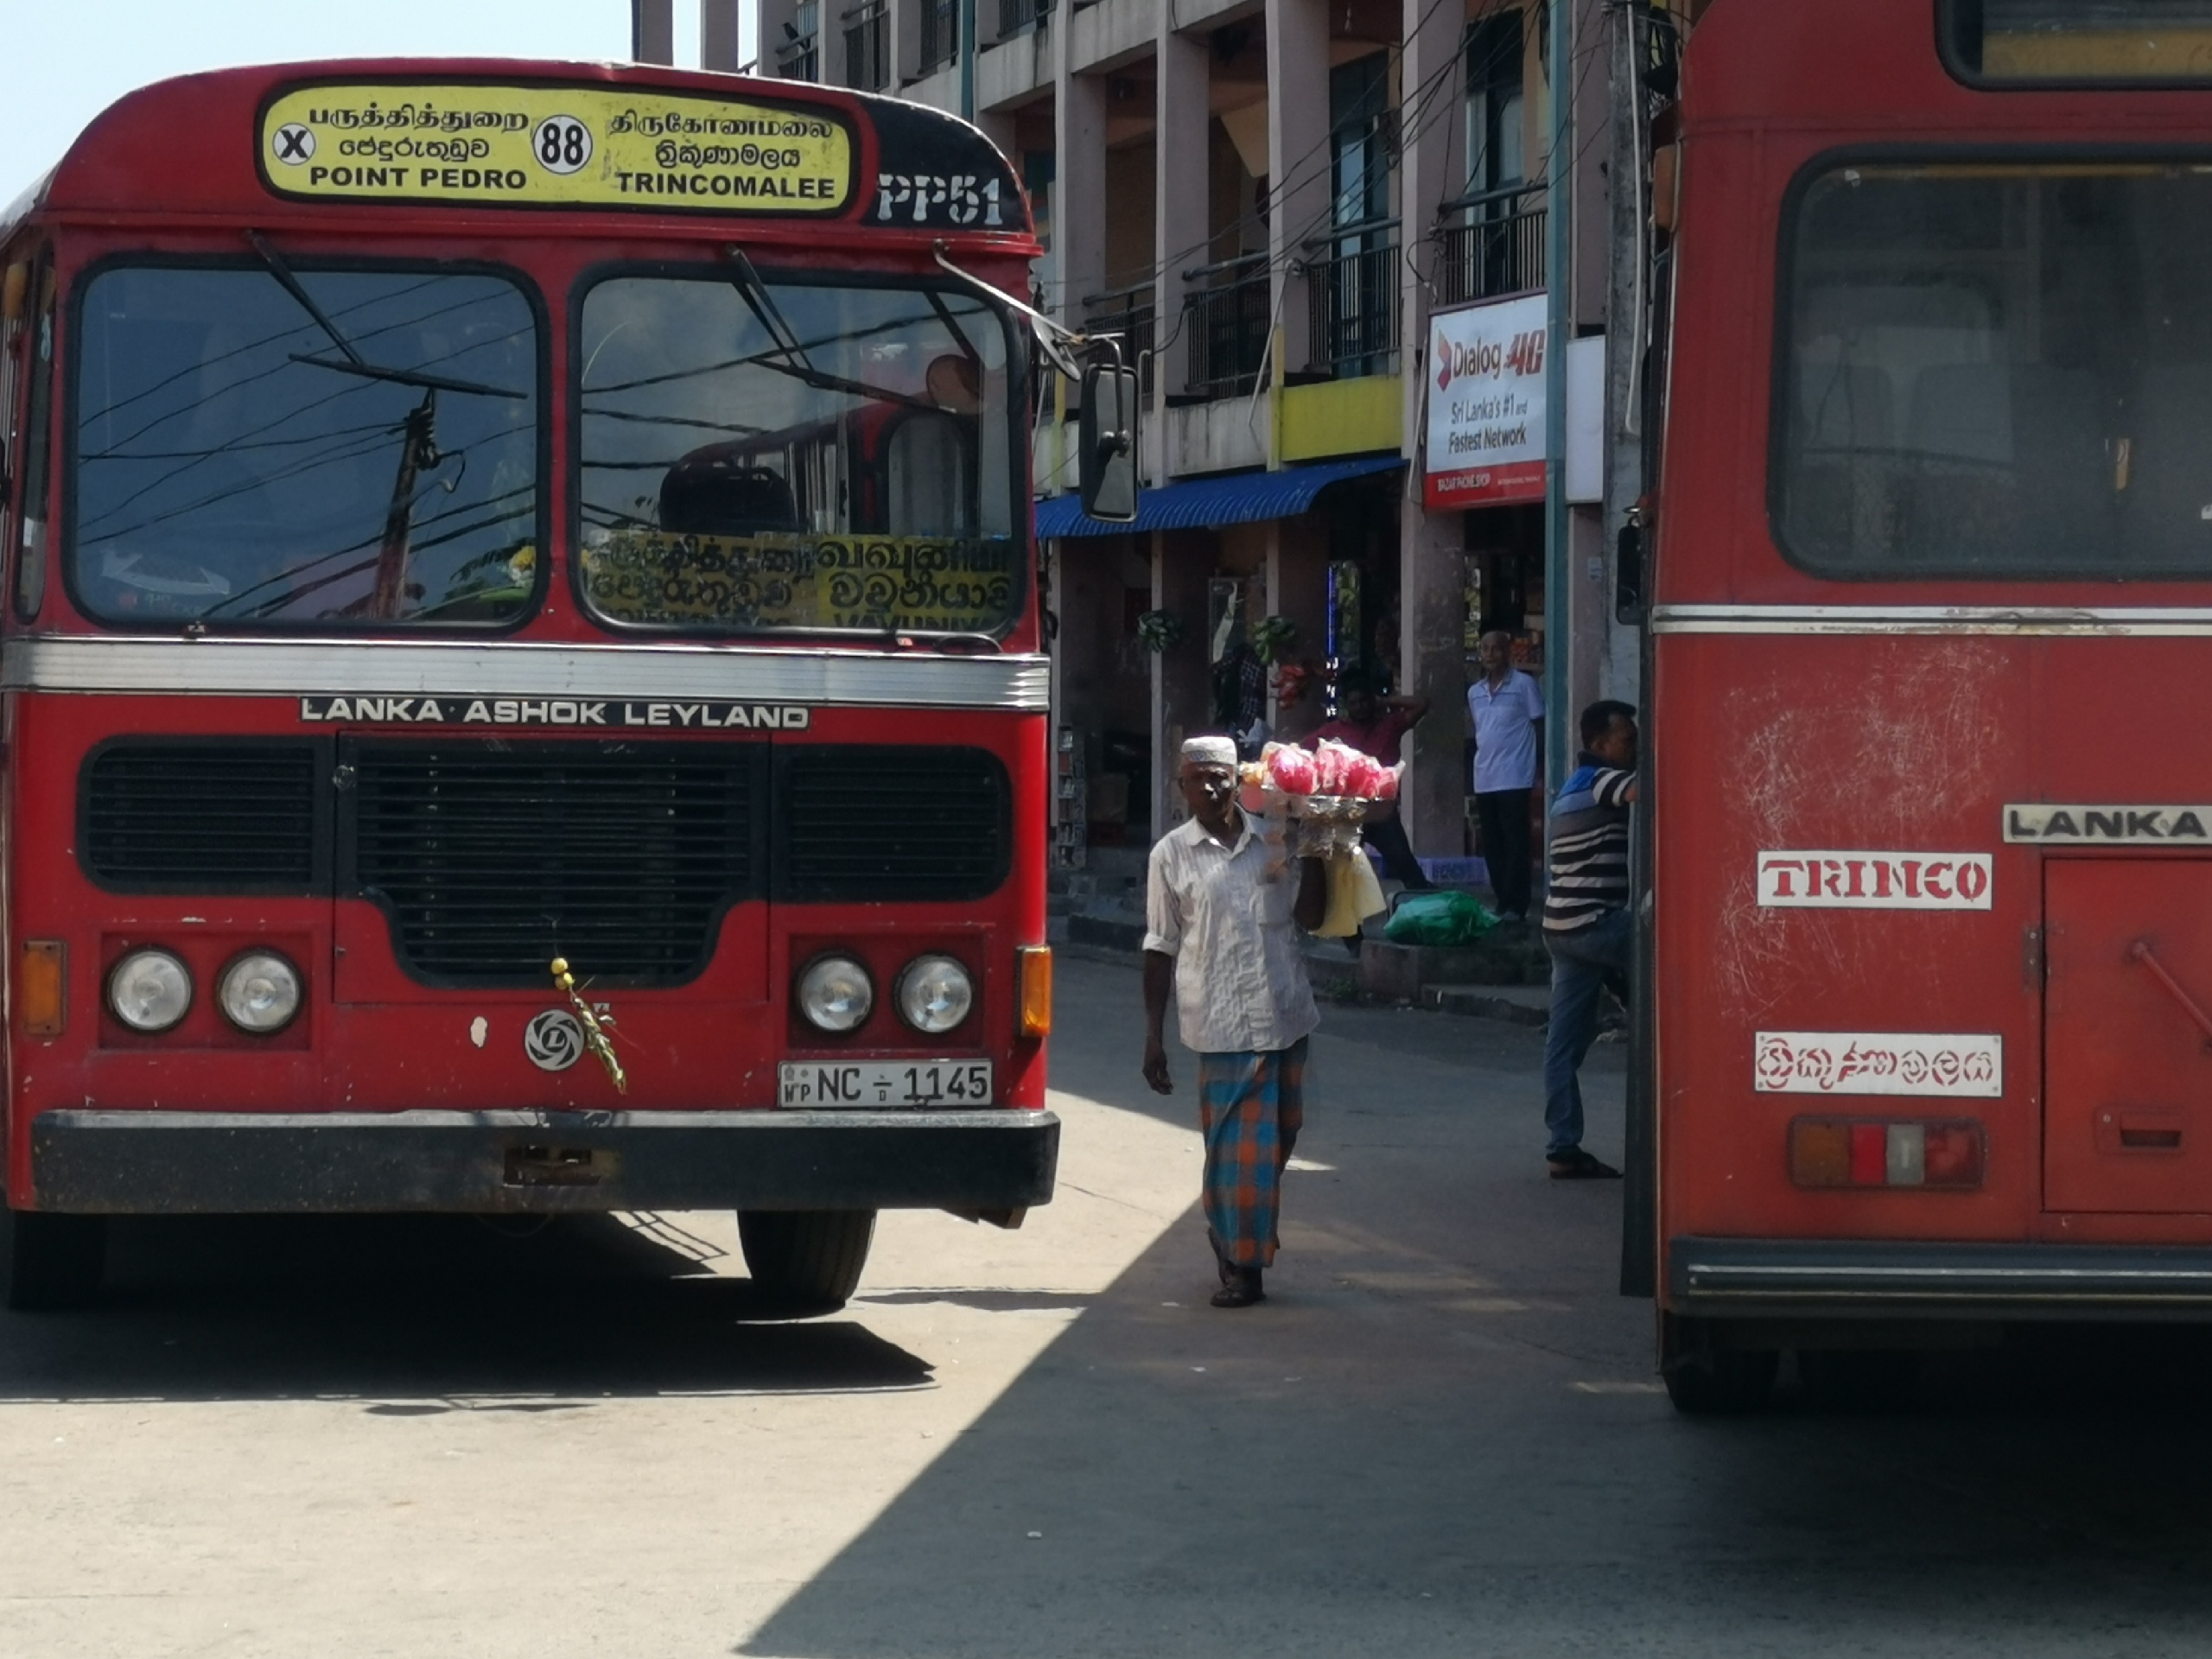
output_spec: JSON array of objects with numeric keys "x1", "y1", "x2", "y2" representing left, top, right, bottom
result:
[{"x1": 3, "y1": 957, "x2": 2211, "y2": 1656}]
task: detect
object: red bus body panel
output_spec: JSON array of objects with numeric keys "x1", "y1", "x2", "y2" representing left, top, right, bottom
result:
[{"x1": 1654, "y1": 3, "x2": 2212, "y2": 1316}]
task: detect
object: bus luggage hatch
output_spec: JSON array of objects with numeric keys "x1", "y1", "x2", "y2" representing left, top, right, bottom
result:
[{"x1": 2046, "y1": 861, "x2": 2212, "y2": 1213}]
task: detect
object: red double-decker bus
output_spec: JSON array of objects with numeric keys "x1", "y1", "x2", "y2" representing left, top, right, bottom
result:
[
  {"x1": 1637, "y1": 0, "x2": 2212, "y2": 1407},
  {"x1": 0, "y1": 60, "x2": 1060, "y2": 1308}
]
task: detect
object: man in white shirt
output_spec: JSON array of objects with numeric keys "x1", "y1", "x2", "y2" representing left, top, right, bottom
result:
[
  {"x1": 1465, "y1": 631, "x2": 1546, "y2": 920},
  {"x1": 1141, "y1": 735, "x2": 1326, "y2": 1308}
]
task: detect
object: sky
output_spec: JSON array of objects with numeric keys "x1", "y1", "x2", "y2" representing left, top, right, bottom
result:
[{"x1": 2, "y1": 0, "x2": 756, "y2": 200}]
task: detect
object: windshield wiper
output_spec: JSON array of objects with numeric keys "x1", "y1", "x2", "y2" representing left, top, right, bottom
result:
[
  {"x1": 286, "y1": 352, "x2": 524, "y2": 401},
  {"x1": 245, "y1": 230, "x2": 524, "y2": 403},
  {"x1": 722, "y1": 249, "x2": 933, "y2": 414}
]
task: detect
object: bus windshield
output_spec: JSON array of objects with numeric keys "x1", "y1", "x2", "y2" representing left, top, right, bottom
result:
[
  {"x1": 576, "y1": 273, "x2": 1020, "y2": 636},
  {"x1": 1948, "y1": 0, "x2": 2212, "y2": 83},
  {"x1": 1777, "y1": 162, "x2": 2212, "y2": 577},
  {"x1": 71, "y1": 264, "x2": 539, "y2": 626}
]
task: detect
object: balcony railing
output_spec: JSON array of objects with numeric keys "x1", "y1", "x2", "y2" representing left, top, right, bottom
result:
[
  {"x1": 1432, "y1": 183, "x2": 1547, "y2": 308},
  {"x1": 775, "y1": 30, "x2": 820, "y2": 81},
  {"x1": 842, "y1": 0, "x2": 888, "y2": 90},
  {"x1": 919, "y1": 0, "x2": 958, "y2": 72},
  {"x1": 1082, "y1": 282, "x2": 1155, "y2": 394},
  {"x1": 998, "y1": 0, "x2": 1052, "y2": 40},
  {"x1": 1304, "y1": 218, "x2": 1400, "y2": 378},
  {"x1": 1183, "y1": 252, "x2": 1271, "y2": 399}
]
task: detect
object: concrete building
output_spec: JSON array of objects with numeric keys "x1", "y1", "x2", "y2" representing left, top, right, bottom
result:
[{"x1": 737, "y1": 0, "x2": 1634, "y2": 886}]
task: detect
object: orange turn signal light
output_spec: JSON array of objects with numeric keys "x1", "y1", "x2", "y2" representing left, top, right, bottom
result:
[
  {"x1": 1016, "y1": 945, "x2": 1052, "y2": 1039},
  {"x1": 18, "y1": 940, "x2": 64, "y2": 1037}
]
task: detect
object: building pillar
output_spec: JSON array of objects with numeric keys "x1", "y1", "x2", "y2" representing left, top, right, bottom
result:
[
  {"x1": 1053, "y1": 60, "x2": 1109, "y2": 334},
  {"x1": 1395, "y1": 0, "x2": 1469, "y2": 858},
  {"x1": 632, "y1": 0, "x2": 674, "y2": 63},
  {"x1": 1154, "y1": 25, "x2": 1211, "y2": 426},
  {"x1": 702, "y1": 0, "x2": 742, "y2": 69},
  {"x1": 1266, "y1": 0, "x2": 1332, "y2": 384}
]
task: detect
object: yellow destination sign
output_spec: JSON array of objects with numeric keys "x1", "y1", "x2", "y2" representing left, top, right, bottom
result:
[{"x1": 259, "y1": 83, "x2": 854, "y2": 213}]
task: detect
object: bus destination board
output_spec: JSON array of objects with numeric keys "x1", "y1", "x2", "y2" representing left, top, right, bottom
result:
[{"x1": 259, "y1": 83, "x2": 854, "y2": 214}]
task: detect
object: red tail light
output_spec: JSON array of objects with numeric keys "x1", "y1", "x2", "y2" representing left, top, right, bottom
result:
[{"x1": 1790, "y1": 1117, "x2": 1985, "y2": 1190}]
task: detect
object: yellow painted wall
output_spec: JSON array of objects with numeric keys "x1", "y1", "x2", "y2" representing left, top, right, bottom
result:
[{"x1": 1278, "y1": 374, "x2": 1402, "y2": 463}]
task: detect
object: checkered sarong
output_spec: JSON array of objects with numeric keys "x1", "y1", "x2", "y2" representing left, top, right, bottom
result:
[{"x1": 1197, "y1": 1037, "x2": 1307, "y2": 1269}]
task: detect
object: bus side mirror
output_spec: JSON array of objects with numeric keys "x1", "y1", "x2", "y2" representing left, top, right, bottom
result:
[
  {"x1": 1077, "y1": 364, "x2": 1139, "y2": 524},
  {"x1": 1615, "y1": 515, "x2": 1647, "y2": 623}
]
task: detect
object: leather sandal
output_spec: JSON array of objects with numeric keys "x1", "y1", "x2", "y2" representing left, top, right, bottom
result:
[{"x1": 1211, "y1": 1269, "x2": 1265, "y2": 1308}]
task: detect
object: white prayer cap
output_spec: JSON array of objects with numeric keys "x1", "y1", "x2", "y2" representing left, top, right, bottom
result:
[{"x1": 1179, "y1": 735, "x2": 1239, "y2": 769}]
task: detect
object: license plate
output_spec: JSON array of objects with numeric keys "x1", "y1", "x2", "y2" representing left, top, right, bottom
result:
[{"x1": 778, "y1": 1059, "x2": 994, "y2": 1108}]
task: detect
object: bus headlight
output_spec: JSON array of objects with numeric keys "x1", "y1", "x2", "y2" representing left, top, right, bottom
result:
[
  {"x1": 218, "y1": 950, "x2": 301, "y2": 1034},
  {"x1": 797, "y1": 956, "x2": 874, "y2": 1033},
  {"x1": 896, "y1": 955, "x2": 973, "y2": 1034},
  {"x1": 107, "y1": 949, "x2": 192, "y2": 1033}
]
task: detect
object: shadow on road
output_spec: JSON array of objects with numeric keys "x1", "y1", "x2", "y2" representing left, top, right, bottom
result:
[
  {"x1": 0, "y1": 1212, "x2": 931, "y2": 1405},
  {"x1": 730, "y1": 966, "x2": 2212, "y2": 1658}
]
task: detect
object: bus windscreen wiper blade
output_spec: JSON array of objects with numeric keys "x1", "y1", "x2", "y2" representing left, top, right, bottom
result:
[
  {"x1": 285, "y1": 352, "x2": 525, "y2": 401},
  {"x1": 247, "y1": 230, "x2": 524, "y2": 402}
]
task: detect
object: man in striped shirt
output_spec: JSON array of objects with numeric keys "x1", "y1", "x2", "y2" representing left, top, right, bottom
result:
[{"x1": 1540, "y1": 700, "x2": 1639, "y2": 1179}]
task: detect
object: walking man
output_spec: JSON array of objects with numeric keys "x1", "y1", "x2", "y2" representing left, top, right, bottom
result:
[
  {"x1": 1141, "y1": 735, "x2": 1327, "y2": 1306},
  {"x1": 1540, "y1": 700, "x2": 1638, "y2": 1180},
  {"x1": 1465, "y1": 631, "x2": 1544, "y2": 921},
  {"x1": 1311, "y1": 671, "x2": 1433, "y2": 889}
]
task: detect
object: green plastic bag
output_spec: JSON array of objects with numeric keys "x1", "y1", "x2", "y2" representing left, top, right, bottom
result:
[{"x1": 1382, "y1": 890, "x2": 1500, "y2": 946}]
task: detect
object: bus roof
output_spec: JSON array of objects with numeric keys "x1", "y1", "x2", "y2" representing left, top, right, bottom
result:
[{"x1": 3, "y1": 58, "x2": 1032, "y2": 249}]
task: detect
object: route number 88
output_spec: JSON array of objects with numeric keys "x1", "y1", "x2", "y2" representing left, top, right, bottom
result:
[{"x1": 532, "y1": 115, "x2": 593, "y2": 175}]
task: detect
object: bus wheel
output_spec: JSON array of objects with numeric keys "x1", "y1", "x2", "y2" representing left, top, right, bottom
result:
[
  {"x1": 0, "y1": 1210, "x2": 106, "y2": 1311},
  {"x1": 737, "y1": 1210, "x2": 875, "y2": 1313},
  {"x1": 1661, "y1": 1314, "x2": 1777, "y2": 1414}
]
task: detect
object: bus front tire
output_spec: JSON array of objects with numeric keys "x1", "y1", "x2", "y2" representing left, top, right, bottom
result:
[
  {"x1": 0, "y1": 1210, "x2": 105, "y2": 1311},
  {"x1": 737, "y1": 1209, "x2": 875, "y2": 1313},
  {"x1": 1661, "y1": 1314, "x2": 1777, "y2": 1414}
]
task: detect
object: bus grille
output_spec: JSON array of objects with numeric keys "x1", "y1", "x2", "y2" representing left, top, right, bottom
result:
[
  {"x1": 81, "y1": 742, "x2": 321, "y2": 891},
  {"x1": 78, "y1": 739, "x2": 1013, "y2": 984},
  {"x1": 346, "y1": 742, "x2": 761, "y2": 985},
  {"x1": 777, "y1": 745, "x2": 1011, "y2": 902}
]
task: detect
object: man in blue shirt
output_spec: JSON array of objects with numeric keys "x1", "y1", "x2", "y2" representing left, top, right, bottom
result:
[
  {"x1": 1540, "y1": 700, "x2": 1638, "y2": 1179},
  {"x1": 1465, "y1": 632, "x2": 1544, "y2": 920}
]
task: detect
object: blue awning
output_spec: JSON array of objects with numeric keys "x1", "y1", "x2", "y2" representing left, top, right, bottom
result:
[{"x1": 1033, "y1": 454, "x2": 1404, "y2": 540}]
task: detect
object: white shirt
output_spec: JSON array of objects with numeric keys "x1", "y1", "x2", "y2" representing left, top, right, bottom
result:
[
  {"x1": 1466, "y1": 669, "x2": 1544, "y2": 793},
  {"x1": 1142, "y1": 812, "x2": 1319, "y2": 1056}
]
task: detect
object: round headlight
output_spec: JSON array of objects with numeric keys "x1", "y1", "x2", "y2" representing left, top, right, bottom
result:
[
  {"x1": 218, "y1": 950, "x2": 302, "y2": 1034},
  {"x1": 797, "y1": 956, "x2": 874, "y2": 1033},
  {"x1": 107, "y1": 949, "x2": 193, "y2": 1033},
  {"x1": 896, "y1": 954, "x2": 974, "y2": 1034}
]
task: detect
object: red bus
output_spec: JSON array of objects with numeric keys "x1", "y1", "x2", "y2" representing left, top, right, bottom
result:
[
  {"x1": 0, "y1": 60, "x2": 1062, "y2": 1309},
  {"x1": 1637, "y1": 0, "x2": 2212, "y2": 1408}
]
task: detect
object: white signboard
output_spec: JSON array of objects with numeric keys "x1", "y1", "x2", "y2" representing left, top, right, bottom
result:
[
  {"x1": 1754, "y1": 1032, "x2": 2003, "y2": 1098},
  {"x1": 1424, "y1": 292, "x2": 1548, "y2": 509},
  {"x1": 2004, "y1": 804, "x2": 2212, "y2": 843},
  {"x1": 1757, "y1": 851, "x2": 1993, "y2": 910}
]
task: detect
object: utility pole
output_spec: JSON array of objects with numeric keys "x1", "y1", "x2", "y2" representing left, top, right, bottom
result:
[
  {"x1": 961, "y1": 0, "x2": 977, "y2": 118},
  {"x1": 632, "y1": 0, "x2": 674, "y2": 64},
  {"x1": 1542, "y1": 0, "x2": 1573, "y2": 797}
]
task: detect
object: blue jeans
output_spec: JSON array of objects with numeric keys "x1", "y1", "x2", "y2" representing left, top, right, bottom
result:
[{"x1": 1541, "y1": 908, "x2": 1632, "y2": 1157}]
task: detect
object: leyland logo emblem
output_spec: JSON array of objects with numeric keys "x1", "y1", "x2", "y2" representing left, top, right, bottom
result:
[{"x1": 524, "y1": 1009, "x2": 583, "y2": 1072}]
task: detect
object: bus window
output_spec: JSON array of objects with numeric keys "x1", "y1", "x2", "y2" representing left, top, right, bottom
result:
[
  {"x1": 1776, "y1": 162, "x2": 2212, "y2": 577},
  {"x1": 1945, "y1": 0, "x2": 2212, "y2": 85},
  {"x1": 69, "y1": 265, "x2": 540, "y2": 626},
  {"x1": 14, "y1": 257, "x2": 54, "y2": 620},
  {"x1": 576, "y1": 274, "x2": 1020, "y2": 635}
]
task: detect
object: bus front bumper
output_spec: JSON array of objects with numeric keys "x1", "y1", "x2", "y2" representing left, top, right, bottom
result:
[
  {"x1": 1671, "y1": 1236, "x2": 2212, "y2": 1321},
  {"x1": 28, "y1": 1108, "x2": 1058, "y2": 1217}
]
